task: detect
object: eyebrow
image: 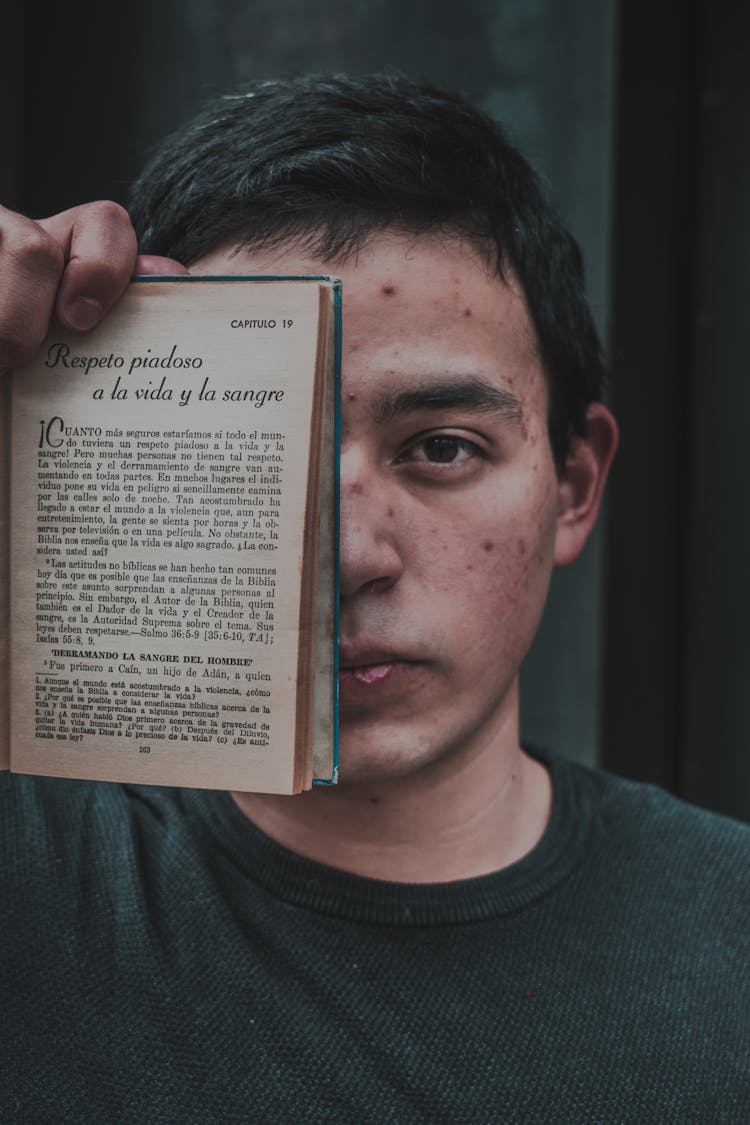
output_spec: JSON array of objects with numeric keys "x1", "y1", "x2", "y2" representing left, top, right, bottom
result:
[{"x1": 372, "y1": 376, "x2": 524, "y2": 426}]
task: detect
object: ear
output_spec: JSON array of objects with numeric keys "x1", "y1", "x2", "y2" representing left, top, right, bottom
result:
[{"x1": 553, "y1": 402, "x2": 618, "y2": 568}]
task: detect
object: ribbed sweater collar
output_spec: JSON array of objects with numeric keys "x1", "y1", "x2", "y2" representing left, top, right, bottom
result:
[{"x1": 182, "y1": 748, "x2": 597, "y2": 927}]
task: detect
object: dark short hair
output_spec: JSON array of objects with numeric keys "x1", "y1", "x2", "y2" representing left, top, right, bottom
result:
[{"x1": 129, "y1": 73, "x2": 604, "y2": 463}]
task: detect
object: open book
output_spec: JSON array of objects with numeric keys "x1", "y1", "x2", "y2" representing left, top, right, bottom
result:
[{"x1": 1, "y1": 276, "x2": 340, "y2": 794}]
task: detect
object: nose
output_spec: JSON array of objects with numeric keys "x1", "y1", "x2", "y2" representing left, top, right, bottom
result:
[{"x1": 339, "y1": 447, "x2": 403, "y2": 600}]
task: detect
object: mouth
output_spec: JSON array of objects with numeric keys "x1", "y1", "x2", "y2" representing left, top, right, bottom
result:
[
  {"x1": 339, "y1": 662, "x2": 398, "y2": 685},
  {"x1": 338, "y1": 645, "x2": 421, "y2": 691}
]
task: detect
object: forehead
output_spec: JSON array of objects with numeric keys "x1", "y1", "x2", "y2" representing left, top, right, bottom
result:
[{"x1": 192, "y1": 231, "x2": 546, "y2": 408}]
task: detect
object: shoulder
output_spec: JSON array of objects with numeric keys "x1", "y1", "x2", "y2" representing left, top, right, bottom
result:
[
  {"x1": 0, "y1": 769, "x2": 188, "y2": 880},
  {"x1": 583, "y1": 757, "x2": 750, "y2": 866},
  {"x1": 557, "y1": 754, "x2": 750, "y2": 948}
]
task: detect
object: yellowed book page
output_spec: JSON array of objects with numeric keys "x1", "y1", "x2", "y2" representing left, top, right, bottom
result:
[
  {"x1": 0, "y1": 372, "x2": 9, "y2": 769},
  {"x1": 10, "y1": 278, "x2": 329, "y2": 793}
]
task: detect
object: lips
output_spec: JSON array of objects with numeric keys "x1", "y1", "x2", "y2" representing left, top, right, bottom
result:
[
  {"x1": 338, "y1": 644, "x2": 420, "y2": 691},
  {"x1": 345, "y1": 663, "x2": 392, "y2": 684},
  {"x1": 340, "y1": 662, "x2": 395, "y2": 685}
]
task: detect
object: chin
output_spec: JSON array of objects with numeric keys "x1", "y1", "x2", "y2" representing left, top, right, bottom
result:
[{"x1": 334, "y1": 725, "x2": 456, "y2": 788}]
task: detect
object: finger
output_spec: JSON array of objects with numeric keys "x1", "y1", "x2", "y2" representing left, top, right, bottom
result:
[
  {"x1": 39, "y1": 201, "x2": 138, "y2": 331},
  {"x1": 135, "y1": 254, "x2": 190, "y2": 276},
  {"x1": 0, "y1": 204, "x2": 65, "y2": 369}
]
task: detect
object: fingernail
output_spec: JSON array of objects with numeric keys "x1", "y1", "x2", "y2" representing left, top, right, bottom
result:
[{"x1": 66, "y1": 296, "x2": 104, "y2": 331}]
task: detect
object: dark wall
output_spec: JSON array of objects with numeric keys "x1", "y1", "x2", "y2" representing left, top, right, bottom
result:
[
  {"x1": 682, "y1": 2, "x2": 750, "y2": 820},
  {"x1": 1, "y1": 1, "x2": 22, "y2": 205},
  {"x1": 604, "y1": 0, "x2": 750, "y2": 822}
]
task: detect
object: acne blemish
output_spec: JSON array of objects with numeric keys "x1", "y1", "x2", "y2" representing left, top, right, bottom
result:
[
  {"x1": 348, "y1": 482, "x2": 364, "y2": 495},
  {"x1": 463, "y1": 307, "x2": 472, "y2": 317},
  {"x1": 347, "y1": 392, "x2": 357, "y2": 401},
  {"x1": 368, "y1": 795, "x2": 381, "y2": 805},
  {"x1": 381, "y1": 284, "x2": 396, "y2": 296},
  {"x1": 482, "y1": 540, "x2": 494, "y2": 553},
  {"x1": 387, "y1": 507, "x2": 394, "y2": 518}
]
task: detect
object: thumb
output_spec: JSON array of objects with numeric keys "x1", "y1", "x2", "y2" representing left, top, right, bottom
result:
[{"x1": 135, "y1": 254, "x2": 191, "y2": 276}]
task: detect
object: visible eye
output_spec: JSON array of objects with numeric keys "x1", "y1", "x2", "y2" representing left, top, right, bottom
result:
[{"x1": 394, "y1": 431, "x2": 486, "y2": 470}]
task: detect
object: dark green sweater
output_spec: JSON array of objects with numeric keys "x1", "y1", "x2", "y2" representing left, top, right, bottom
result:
[{"x1": 1, "y1": 750, "x2": 749, "y2": 1124}]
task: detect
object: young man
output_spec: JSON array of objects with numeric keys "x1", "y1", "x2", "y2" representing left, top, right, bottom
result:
[{"x1": 1, "y1": 75, "x2": 748, "y2": 1122}]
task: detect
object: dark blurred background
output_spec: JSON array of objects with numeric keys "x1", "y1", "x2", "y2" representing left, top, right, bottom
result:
[{"x1": 4, "y1": 0, "x2": 749, "y2": 822}]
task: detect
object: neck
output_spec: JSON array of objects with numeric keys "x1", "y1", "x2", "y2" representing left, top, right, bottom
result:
[{"x1": 231, "y1": 690, "x2": 551, "y2": 883}]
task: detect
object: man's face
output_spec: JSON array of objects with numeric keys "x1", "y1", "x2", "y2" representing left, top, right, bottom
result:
[{"x1": 193, "y1": 233, "x2": 567, "y2": 785}]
